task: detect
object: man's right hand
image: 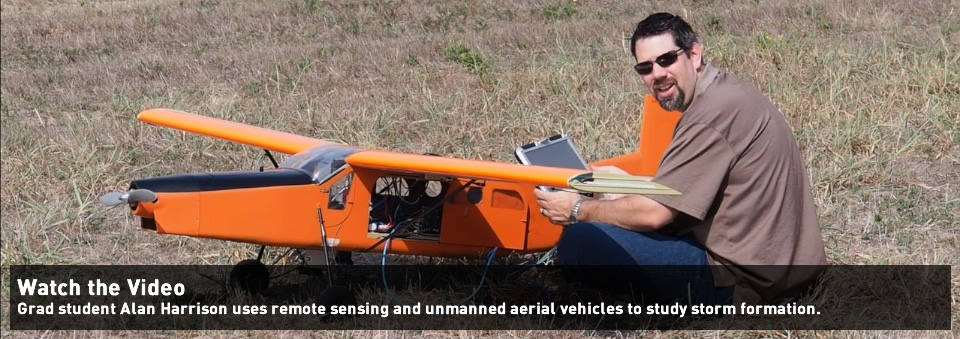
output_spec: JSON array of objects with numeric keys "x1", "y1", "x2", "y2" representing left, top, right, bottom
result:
[{"x1": 588, "y1": 165, "x2": 639, "y2": 200}]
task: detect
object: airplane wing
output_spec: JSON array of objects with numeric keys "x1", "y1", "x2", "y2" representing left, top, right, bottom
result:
[
  {"x1": 137, "y1": 109, "x2": 679, "y2": 194},
  {"x1": 346, "y1": 150, "x2": 680, "y2": 195},
  {"x1": 138, "y1": 109, "x2": 331, "y2": 154}
]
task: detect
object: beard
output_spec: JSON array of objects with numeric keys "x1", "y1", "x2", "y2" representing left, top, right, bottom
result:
[{"x1": 656, "y1": 87, "x2": 686, "y2": 111}]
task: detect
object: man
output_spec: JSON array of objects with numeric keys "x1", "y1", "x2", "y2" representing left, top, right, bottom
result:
[{"x1": 535, "y1": 12, "x2": 827, "y2": 306}]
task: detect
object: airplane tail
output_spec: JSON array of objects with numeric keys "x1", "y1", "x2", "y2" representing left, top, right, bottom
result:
[{"x1": 590, "y1": 94, "x2": 681, "y2": 176}]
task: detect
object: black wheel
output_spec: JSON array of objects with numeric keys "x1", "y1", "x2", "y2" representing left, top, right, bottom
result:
[
  {"x1": 229, "y1": 259, "x2": 270, "y2": 294},
  {"x1": 316, "y1": 285, "x2": 356, "y2": 308},
  {"x1": 334, "y1": 251, "x2": 353, "y2": 265}
]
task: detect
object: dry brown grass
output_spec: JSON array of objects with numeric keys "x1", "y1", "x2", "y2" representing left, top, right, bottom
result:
[{"x1": 2, "y1": 0, "x2": 958, "y2": 337}]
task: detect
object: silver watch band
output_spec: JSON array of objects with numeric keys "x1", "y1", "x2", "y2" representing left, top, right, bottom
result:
[{"x1": 570, "y1": 198, "x2": 585, "y2": 223}]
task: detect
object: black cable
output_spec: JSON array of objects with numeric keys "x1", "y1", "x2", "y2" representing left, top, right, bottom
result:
[
  {"x1": 257, "y1": 245, "x2": 266, "y2": 261},
  {"x1": 317, "y1": 208, "x2": 335, "y2": 286},
  {"x1": 263, "y1": 149, "x2": 279, "y2": 168}
]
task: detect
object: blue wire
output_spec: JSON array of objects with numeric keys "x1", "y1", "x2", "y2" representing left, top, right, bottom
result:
[
  {"x1": 381, "y1": 226, "x2": 408, "y2": 305},
  {"x1": 519, "y1": 277, "x2": 552, "y2": 303},
  {"x1": 380, "y1": 234, "x2": 498, "y2": 306},
  {"x1": 479, "y1": 247, "x2": 557, "y2": 304},
  {"x1": 379, "y1": 221, "x2": 419, "y2": 306},
  {"x1": 377, "y1": 224, "x2": 560, "y2": 307},
  {"x1": 536, "y1": 247, "x2": 556, "y2": 265},
  {"x1": 393, "y1": 203, "x2": 402, "y2": 224},
  {"x1": 453, "y1": 247, "x2": 497, "y2": 306}
]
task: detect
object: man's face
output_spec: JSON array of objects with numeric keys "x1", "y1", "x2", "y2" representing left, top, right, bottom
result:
[{"x1": 633, "y1": 34, "x2": 702, "y2": 111}]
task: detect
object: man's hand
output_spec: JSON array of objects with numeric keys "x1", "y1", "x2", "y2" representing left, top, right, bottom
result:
[
  {"x1": 534, "y1": 189, "x2": 583, "y2": 225},
  {"x1": 588, "y1": 165, "x2": 649, "y2": 200}
]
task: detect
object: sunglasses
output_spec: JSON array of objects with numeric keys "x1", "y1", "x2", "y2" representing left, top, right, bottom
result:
[{"x1": 634, "y1": 47, "x2": 685, "y2": 75}]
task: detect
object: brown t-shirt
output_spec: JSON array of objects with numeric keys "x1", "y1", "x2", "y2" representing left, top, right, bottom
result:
[{"x1": 646, "y1": 63, "x2": 827, "y2": 305}]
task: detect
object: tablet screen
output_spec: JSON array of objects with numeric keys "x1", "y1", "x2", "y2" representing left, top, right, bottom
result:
[{"x1": 515, "y1": 135, "x2": 588, "y2": 170}]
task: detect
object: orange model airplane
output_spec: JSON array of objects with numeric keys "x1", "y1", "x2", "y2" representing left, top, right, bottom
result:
[{"x1": 100, "y1": 94, "x2": 681, "y2": 300}]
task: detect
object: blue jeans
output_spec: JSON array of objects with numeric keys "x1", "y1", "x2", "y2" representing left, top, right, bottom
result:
[{"x1": 555, "y1": 222, "x2": 734, "y2": 306}]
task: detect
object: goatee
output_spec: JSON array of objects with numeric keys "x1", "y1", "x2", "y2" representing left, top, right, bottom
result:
[{"x1": 657, "y1": 89, "x2": 685, "y2": 111}]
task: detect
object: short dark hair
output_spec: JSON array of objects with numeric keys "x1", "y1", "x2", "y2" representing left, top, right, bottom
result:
[{"x1": 630, "y1": 12, "x2": 699, "y2": 58}]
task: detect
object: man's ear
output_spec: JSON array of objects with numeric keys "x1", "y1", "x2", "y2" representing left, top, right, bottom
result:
[{"x1": 688, "y1": 42, "x2": 703, "y2": 69}]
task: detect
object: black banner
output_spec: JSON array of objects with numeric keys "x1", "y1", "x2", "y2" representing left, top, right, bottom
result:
[{"x1": 8, "y1": 265, "x2": 951, "y2": 330}]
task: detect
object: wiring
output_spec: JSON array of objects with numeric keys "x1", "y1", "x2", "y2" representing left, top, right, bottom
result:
[
  {"x1": 467, "y1": 247, "x2": 557, "y2": 305},
  {"x1": 368, "y1": 176, "x2": 555, "y2": 306},
  {"x1": 381, "y1": 234, "x2": 407, "y2": 305},
  {"x1": 363, "y1": 179, "x2": 476, "y2": 253},
  {"x1": 380, "y1": 231, "x2": 497, "y2": 306}
]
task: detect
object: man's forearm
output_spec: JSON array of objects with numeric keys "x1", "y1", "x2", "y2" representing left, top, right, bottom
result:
[{"x1": 577, "y1": 195, "x2": 672, "y2": 232}]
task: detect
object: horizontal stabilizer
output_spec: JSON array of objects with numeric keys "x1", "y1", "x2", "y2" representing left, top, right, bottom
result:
[{"x1": 569, "y1": 172, "x2": 680, "y2": 195}]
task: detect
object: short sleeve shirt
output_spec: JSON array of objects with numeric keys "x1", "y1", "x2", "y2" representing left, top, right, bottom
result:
[{"x1": 645, "y1": 63, "x2": 828, "y2": 304}]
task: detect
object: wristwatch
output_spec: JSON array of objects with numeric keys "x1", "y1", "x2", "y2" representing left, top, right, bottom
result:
[{"x1": 569, "y1": 197, "x2": 585, "y2": 224}]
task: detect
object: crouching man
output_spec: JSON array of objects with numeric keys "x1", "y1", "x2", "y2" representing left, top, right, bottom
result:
[{"x1": 535, "y1": 12, "x2": 827, "y2": 306}]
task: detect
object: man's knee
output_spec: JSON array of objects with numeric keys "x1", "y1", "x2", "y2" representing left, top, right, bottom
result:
[
  {"x1": 557, "y1": 222, "x2": 597, "y2": 247},
  {"x1": 556, "y1": 222, "x2": 641, "y2": 266},
  {"x1": 556, "y1": 222, "x2": 603, "y2": 264}
]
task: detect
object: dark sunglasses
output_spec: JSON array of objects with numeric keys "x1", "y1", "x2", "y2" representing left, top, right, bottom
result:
[{"x1": 634, "y1": 47, "x2": 685, "y2": 75}]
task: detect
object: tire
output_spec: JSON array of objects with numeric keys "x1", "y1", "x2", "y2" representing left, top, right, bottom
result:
[
  {"x1": 229, "y1": 259, "x2": 270, "y2": 295},
  {"x1": 334, "y1": 251, "x2": 353, "y2": 265},
  {"x1": 317, "y1": 285, "x2": 356, "y2": 308}
]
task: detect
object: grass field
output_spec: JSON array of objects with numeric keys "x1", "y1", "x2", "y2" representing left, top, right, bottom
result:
[{"x1": 1, "y1": 0, "x2": 957, "y2": 337}]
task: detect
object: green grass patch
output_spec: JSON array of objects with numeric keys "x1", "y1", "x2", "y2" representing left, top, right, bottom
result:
[{"x1": 443, "y1": 43, "x2": 491, "y2": 75}]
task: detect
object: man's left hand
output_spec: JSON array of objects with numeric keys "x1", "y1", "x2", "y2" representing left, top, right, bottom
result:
[{"x1": 534, "y1": 189, "x2": 583, "y2": 225}]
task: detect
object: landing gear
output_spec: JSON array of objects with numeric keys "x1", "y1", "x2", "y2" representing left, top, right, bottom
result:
[
  {"x1": 316, "y1": 285, "x2": 357, "y2": 308},
  {"x1": 334, "y1": 251, "x2": 353, "y2": 265},
  {"x1": 305, "y1": 250, "x2": 357, "y2": 310},
  {"x1": 229, "y1": 259, "x2": 270, "y2": 294},
  {"x1": 228, "y1": 245, "x2": 273, "y2": 295},
  {"x1": 227, "y1": 245, "x2": 357, "y2": 307}
]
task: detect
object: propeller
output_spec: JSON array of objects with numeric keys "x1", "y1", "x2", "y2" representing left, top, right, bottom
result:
[{"x1": 99, "y1": 189, "x2": 157, "y2": 207}]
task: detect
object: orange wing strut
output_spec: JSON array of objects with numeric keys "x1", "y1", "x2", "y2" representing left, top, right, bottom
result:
[{"x1": 138, "y1": 109, "x2": 331, "y2": 154}]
